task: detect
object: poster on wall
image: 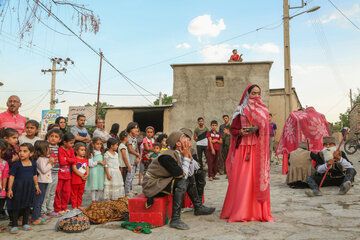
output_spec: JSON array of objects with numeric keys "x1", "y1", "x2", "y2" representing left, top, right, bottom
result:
[
  {"x1": 41, "y1": 109, "x2": 61, "y2": 133},
  {"x1": 68, "y1": 106, "x2": 96, "y2": 126}
]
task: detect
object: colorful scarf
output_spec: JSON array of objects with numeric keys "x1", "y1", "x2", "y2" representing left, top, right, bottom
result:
[
  {"x1": 227, "y1": 84, "x2": 270, "y2": 202},
  {"x1": 276, "y1": 107, "x2": 329, "y2": 174}
]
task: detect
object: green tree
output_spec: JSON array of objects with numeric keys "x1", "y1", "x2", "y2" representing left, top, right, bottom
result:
[
  {"x1": 153, "y1": 94, "x2": 172, "y2": 105},
  {"x1": 337, "y1": 88, "x2": 360, "y2": 128},
  {"x1": 85, "y1": 102, "x2": 113, "y2": 120}
]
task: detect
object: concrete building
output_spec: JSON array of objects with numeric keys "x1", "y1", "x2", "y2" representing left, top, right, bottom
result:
[
  {"x1": 269, "y1": 88, "x2": 302, "y2": 142},
  {"x1": 349, "y1": 103, "x2": 360, "y2": 137},
  {"x1": 105, "y1": 61, "x2": 273, "y2": 134}
]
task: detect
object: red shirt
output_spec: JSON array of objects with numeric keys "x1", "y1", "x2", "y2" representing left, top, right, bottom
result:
[
  {"x1": 0, "y1": 110, "x2": 26, "y2": 135},
  {"x1": 207, "y1": 131, "x2": 222, "y2": 151},
  {"x1": 230, "y1": 54, "x2": 240, "y2": 61},
  {"x1": 71, "y1": 157, "x2": 88, "y2": 184},
  {"x1": 58, "y1": 146, "x2": 75, "y2": 180}
]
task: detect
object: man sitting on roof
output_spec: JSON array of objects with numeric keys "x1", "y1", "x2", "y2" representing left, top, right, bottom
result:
[{"x1": 228, "y1": 49, "x2": 243, "y2": 62}]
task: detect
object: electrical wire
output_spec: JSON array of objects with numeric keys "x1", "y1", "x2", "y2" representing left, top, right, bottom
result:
[
  {"x1": 56, "y1": 89, "x2": 155, "y2": 97},
  {"x1": 327, "y1": 0, "x2": 360, "y2": 31},
  {"x1": 34, "y1": 0, "x2": 156, "y2": 104}
]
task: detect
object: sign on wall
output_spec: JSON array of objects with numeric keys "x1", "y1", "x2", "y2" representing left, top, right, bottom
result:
[
  {"x1": 68, "y1": 106, "x2": 96, "y2": 126},
  {"x1": 41, "y1": 109, "x2": 61, "y2": 133}
]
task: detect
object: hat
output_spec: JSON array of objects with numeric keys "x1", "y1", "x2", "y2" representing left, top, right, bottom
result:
[
  {"x1": 323, "y1": 136, "x2": 336, "y2": 144},
  {"x1": 179, "y1": 128, "x2": 193, "y2": 140},
  {"x1": 166, "y1": 131, "x2": 183, "y2": 150},
  {"x1": 298, "y1": 142, "x2": 308, "y2": 150}
]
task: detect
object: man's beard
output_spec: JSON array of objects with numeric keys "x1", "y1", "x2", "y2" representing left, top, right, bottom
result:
[{"x1": 321, "y1": 146, "x2": 337, "y2": 162}]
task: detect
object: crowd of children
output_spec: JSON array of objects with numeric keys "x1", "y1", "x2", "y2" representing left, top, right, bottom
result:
[{"x1": 0, "y1": 118, "x2": 174, "y2": 234}]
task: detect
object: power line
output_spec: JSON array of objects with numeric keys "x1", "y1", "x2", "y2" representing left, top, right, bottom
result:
[
  {"x1": 327, "y1": 0, "x2": 360, "y2": 31},
  {"x1": 34, "y1": 0, "x2": 156, "y2": 101},
  {"x1": 56, "y1": 89, "x2": 155, "y2": 97}
]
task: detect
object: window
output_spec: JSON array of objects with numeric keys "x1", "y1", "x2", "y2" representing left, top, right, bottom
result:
[{"x1": 216, "y1": 76, "x2": 224, "y2": 87}]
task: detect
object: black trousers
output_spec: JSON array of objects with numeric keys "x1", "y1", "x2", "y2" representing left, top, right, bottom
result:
[
  {"x1": 196, "y1": 145, "x2": 208, "y2": 169},
  {"x1": 307, "y1": 168, "x2": 356, "y2": 189},
  {"x1": 9, "y1": 207, "x2": 31, "y2": 227}
]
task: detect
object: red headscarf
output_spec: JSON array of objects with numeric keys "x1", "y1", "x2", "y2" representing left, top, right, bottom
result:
[{"x1": 227, "y1": 84, "x2": 270, "y2": 202}]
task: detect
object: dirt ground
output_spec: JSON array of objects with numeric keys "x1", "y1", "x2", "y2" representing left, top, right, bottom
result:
[{"x1": 1, "y1": 151, "x2": 360, "y2": 240}]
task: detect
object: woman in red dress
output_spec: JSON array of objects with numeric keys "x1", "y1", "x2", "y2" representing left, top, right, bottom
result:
[{"x1": 220, "y1": 84, "x2": 274, "y2": 222}]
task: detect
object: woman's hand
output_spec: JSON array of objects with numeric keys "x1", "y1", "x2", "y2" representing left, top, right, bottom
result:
[
  {"x1": 211, "y1": 149, "x2": 216, "y2": 155},
  {"x1": 239, "y1": 129, "x2": 249, "y2": 136},
  {"x1": 107, "y1": 174, "x2": 112, "y2": 181}
]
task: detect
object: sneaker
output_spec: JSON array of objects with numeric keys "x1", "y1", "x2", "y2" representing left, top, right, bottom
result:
[
  {"x1": 339, "y1": 181, "x2": 351, "y2": 195},
  {"x1": 305, "y1": 189, "x2": 322, "y2": 197}
]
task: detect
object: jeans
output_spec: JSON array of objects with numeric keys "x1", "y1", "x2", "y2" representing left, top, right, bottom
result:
[
  {"x1": 196, "y1": 145, "x2": 208, "y2": 169},
  {"x1": 41, "y1": 172, "x2": 58, "y2": 214},
  {"x1": 32, "y1": 183, "x2": 48, "y2": 221}
]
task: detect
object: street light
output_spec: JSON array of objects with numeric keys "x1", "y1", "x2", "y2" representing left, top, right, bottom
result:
[{"x1": 283, "y1": 0, "x2": 320, "y2": 121}]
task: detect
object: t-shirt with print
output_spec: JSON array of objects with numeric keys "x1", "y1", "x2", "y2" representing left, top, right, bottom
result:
[
  {"x1": 18, "y1": 135, "x2": 42, "y2": 146},
  {"x1": 118, "y1": 143, "x2": 129, "y2": 168},
  {"x1": 206, "y1": 131, "x2": 222, "y2": 151},
  {"x1": 72, "y1": 157, "x2": 88, "y2": 184},
  {"x1": 127, "y1": 135, "x2": 138, "y2": 166},
  {"x1": 70, "y1": 125, "x2": 89, "y2": 144},
  {"x1": 194, "y1": 127, "x2": 209, "y2": 146},
  {"x1": 49, "y1": 145, "x2": 59, "y2": 174},
  {"x1": 269, "y1": 122, "x2": 277, "y2": 137}
]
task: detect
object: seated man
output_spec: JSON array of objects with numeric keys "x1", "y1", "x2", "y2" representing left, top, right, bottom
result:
[
  {"x1": 142, "y1": 131, "x2": 214, "y2": 230},
  {"x1": 228, "y1": 49, "x2": 243, "y2": 62},
  {"x1": 305, "y1": 136, "x2": 356, "y2": 197},
  {"x1": 180, "y1": 128, "x2": 207, "y2": 202},
  {"x1": 286, "y1": 142, "x2": 315, "y2": 188}
]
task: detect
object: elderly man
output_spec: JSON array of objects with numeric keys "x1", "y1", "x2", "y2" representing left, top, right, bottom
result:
[
  {"x1": 0, "y1": 95, "x2": 26, "y2": 134},
  {"x1": 70, "y1": 114, "x2": 91, "y2": 144},
  {"x1": 305, "y1": 136, "x2": 356, "y2": 197},
  {"x1": 142, "y1": 131, "x2": 214, "y2": 230},
  {"x1": 92, "y1": 118, "x2": 111, "y2": 145}
]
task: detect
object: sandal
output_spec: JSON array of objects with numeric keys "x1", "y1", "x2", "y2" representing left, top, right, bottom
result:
[
  {"x1": 10, "y1": 227, "x2": 18, "y2": 234},
  {"x1": 40, "y1": 218, "x2": 50, "y2": 224},
  {"x1": 0, "y1": 225, "x2": 6, "y2": 232},
  {"x1": 21, "y1": 225, "x2": 32, "y2": 231}
]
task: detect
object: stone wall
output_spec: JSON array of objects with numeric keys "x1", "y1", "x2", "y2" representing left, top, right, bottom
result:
[
  {"x1": 349, "y1": 104, "x2": 360, "y2": 138},
  {"x1": 168, "y1": 62, "x2": 272, "y2": 133}
]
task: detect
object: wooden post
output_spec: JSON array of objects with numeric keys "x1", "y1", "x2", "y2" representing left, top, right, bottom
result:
[{"x1": 96, "y1": 52, "x2": 103, "y2": 120}]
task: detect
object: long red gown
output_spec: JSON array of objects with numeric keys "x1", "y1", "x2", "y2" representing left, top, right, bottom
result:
[{"x1": 220, "y1": 115, "x2": 274, "y2": 222}]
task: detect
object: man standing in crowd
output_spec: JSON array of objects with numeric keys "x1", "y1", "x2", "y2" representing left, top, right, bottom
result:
[
  {"x1": 193, "y1": 117, "x2": 209, "y2": 169},
  {"x1": 70, "y1": 114, "x2": 91, "y2": 144},
  {"x1": 269, "y1": 113, "x2": 277, "y2": 162},
  {"x1": 0, "y1": 95, "x2": 26, "y2": 134},
  {"x1": 219, "y1": 115, "x2": 231, "y2": 174},
  {"x1": 93, "y1": 118, "x2": 111, "y2": 146}
]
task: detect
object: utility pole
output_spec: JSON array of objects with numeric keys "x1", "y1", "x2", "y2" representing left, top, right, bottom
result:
[
  {"x1": 283, "y1": 0, "x2": 292, "y2": 121},
  {"x1": 42, "y1": 58, "x2": 74, "y2": 109},
  {"x1": 96, "y1": 52, "x2": 103, "y2": 120},
  {"x1": 159, "y1": 92, "x2": 163, "y2": 105},
  {"x1": 350, "y1": 89, "x2": 353, "y2": 109}
]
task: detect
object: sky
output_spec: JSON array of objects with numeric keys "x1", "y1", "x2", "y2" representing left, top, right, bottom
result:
[{"x1": 0, "y1": 0, "x2": 359, "y2": 123}]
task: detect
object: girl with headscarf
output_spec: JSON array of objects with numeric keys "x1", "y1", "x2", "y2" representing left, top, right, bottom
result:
[{"x1": 220, "y1": 84, "x2": 274, "y2": 222}]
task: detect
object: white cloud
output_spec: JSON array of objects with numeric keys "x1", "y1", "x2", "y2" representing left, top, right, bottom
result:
[
  {"x1": 188, "y1": 14, "x2": 226, "y2": 38},
  {"x1": 176, "y1": 43, "x2": 191, "y2": 49},
  {"x1": 310, "y1": 4, "x2": 360, "y2": 26},
  {"x1": 200, "y1": 44, "x2": 233, "y2": 62},
  {"x1": 242, "y1": 43, "x2": 280, "y2": 54}
]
